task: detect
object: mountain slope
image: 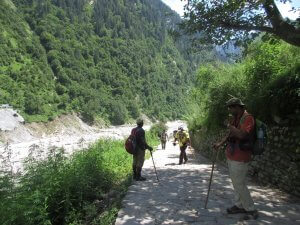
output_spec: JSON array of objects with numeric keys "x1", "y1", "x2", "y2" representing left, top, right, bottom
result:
[{"x1": 0, "y1": 0, "x2": 197, "y2": 124}]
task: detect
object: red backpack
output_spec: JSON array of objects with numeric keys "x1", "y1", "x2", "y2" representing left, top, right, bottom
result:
[{"x1": 125, "y1": 127, "x2": 139, "y2": 154}]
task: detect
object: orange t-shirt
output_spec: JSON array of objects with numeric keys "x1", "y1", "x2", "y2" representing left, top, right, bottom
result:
[{"x1": 226, "y1": 111, "x2": 254, "y2": 162}]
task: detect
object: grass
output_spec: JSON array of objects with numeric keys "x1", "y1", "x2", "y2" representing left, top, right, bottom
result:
[{"x1": 0, "y1": 130, "x2": 159, "y2": 225}]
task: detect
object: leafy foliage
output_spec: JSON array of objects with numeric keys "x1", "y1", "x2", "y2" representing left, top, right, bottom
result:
[
  {"x1": 149, "y1": 121, "x2": 168, "y2": 138},
  {"x1": 187, "y1": 39, "x2": 300, "y2": 132},
  {"x1": 244, "y1": 39, "x2": 300, "y2": 123},
  {"x1": 0, "y1": 131, "x2": 159, "y2": 225},
  {"x1": 0, "y1": 0, "x2": 199, "y2": 123},
  {"x1": 180, "y1": 0, "x2": 300, "y2": 47}
]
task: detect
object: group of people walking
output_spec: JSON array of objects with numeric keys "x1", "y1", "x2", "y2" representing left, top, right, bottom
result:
[
  {"x1": 129, "y1": 97, "x2": 259, "y2": 220},
  {"x1": 131, "y1": 120, "x2": 191, "y2": 182},
  {"x1": 159, "y1": 126, "x2": 190, "y2": 165}
]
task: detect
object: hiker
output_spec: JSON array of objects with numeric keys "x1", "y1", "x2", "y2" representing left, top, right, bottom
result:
[
  {"x1": 213, "y1": 97, "x2": 258, "y2": 220},
  {"x1": 174, "y1": 126, "x2": 190, "y2": 164},
  {"x1": 172, "y1": 130, "x2": 177, "y2": 146},
  {"x1": 132, "y1": 118, "x2": 153, "y2": 181},
  {"x1": 160, "y1": 130, "x2": 169, "y2": 150}
]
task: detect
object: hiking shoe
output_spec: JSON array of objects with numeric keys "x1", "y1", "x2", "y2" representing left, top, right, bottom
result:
[
  {"x1": 241, "y1": 210, "x2": 259, "y2": 220},
  {"x1": 184, "y1": 159, "x2": 188, "y2": 164},
  {"x1": 227, "y1": 205, "x2": 247, "y2": 214}
]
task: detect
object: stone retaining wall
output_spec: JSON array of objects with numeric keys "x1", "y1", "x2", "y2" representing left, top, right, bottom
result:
[{"x1": 190, "y1": 125, "x2": 300, "y2": 197}]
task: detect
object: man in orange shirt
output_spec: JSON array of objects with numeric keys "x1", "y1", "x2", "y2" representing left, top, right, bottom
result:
[{"x1": 214, "y1": 98, "x2": 258, "y2": 220}]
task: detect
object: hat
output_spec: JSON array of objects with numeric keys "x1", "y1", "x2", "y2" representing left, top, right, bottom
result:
[{"x1": 226, "y1": 97, "x2": 245, "y2": 107}]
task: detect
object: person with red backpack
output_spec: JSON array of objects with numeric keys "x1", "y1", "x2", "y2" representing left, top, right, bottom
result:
[
  {"x1": 213, "y1": 97, "x2": 258, "y2": 220},
  {"x1": 132, "y1": 118, "x2": 153, "y2": 181}
]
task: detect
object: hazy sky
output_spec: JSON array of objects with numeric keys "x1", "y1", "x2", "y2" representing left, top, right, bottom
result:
[{"x1": 161, "y1": 0, "x2": 300, "y2": 20}]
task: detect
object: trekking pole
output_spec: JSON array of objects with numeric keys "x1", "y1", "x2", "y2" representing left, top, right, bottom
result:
[
  {"x1": 150, "y1": 151, "x2": 159, "y2": 182},
  {"x1": 204, "y1": 149, "x2": 219, "y2": 209}
]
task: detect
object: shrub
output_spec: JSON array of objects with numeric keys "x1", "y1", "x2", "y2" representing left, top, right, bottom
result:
[
  {"x1": 0, "y1": 141, "x2": 132, "y2": 225},
  {"x1": 150, "y1": 122, "x2": 167, "y2": 138},
  {"x1": 109, "y1": 101, "x2": 128, "y2": 125},
  {"x1": 187, "y1": 39, "x2": 300, "y2": 131},
  {"x1": 251, "y1": 63, "x2": 300, "y2": 124}
]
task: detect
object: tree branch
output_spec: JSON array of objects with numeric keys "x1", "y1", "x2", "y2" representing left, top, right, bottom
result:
[
  {"x1": 182, "y1": 0, "x2": 300, "y2": 46},
  {"x1": 220, "y1": 21, "x2": 275, "y2": 34},
  {"x1": 263, "y1": 0, "x2": 285, "y2": 29}
]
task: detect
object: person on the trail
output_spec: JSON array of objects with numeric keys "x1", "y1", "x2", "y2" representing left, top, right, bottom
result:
[
  {"x1": 160, "y1": 130, "x2": 168, "y2": 150},
  {"x1": 213, "y1": 97, "x2": 258, "y2": 220},
  {"x1": 174, "y1": 126, "x2": 190, "y2": 164},
  {"x1": 172, "y1": 130, "x2": 177, "y2": 146},
  {"x1": 132, "y1": 118, "x2": 153, "y2": 181}
]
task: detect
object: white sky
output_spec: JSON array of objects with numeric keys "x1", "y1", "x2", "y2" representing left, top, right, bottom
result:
[
  {"x1": 161, "y1": 0, "x2": 185, "y2": 16},
  {"x1": 276, "y1": 1, "x2": 300, "y2": 20},
  {"x1": 161, "y1": 0, "x2": 300, "y2": 20}
]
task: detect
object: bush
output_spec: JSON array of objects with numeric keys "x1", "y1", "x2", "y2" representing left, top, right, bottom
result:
[
  {"x1": 127, "y1": 101, "x2": 140, "y2": 119},
  {"x1": 0, "y1": 141, "x2": 132, "y2": 225},
  {"x1": 109, "y1": 101, "x2": 128, "y2": 125},
  {"x1": 252, "y1": 64, "x2": 300, "y2": 124},
  {"x1": 0, "y1": 133, "x2": 160, "y2": 225},
  {"x1": 187, "y1": 40, "x2": 300, "y2": 131},
  {"x1": 245, "y1": 40, "x2": 300, "y2": 124},
  {"x1": 150, "y1": 122, "x2": 167, "y2": 138},
  {"x1": 187, "y1": 63, "x2": 246, "y2": 130}
]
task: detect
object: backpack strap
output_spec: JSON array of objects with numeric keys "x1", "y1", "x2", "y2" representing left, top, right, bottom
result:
[
  {"x1": 239, "y1": 113, "x2": 256, "y2": 142},
  {"x1": 239, "y1": 113, "x2": 252, "y2": 125},
  {"x1": 132, "y1": 127, "x2": 143, "y2": 137},
  {"x1": 131, "y1": 127, "x2": 138, "y2": 136}
]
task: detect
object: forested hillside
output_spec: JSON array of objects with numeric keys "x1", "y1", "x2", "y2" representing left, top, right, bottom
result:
[{"x1": 0, "y1": 0, "x2": 200, "y2": 124}]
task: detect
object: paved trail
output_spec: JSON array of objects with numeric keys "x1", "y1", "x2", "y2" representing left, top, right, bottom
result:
[{"x1": 115, "y1": 142, "x2": 300, "y2": 225}]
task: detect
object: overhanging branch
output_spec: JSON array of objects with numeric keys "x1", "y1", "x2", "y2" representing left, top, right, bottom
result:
[{"x1": 220, "y1": 22, "x2": 275, "y2": 34}]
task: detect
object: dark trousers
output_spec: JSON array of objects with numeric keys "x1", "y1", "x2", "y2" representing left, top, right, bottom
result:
[
  {"x1": 179, "y1": 145, "x2": 188, "y2": 164},
  {"x1": 161, "y1": 140, "x2": 166, "y2": 149}
]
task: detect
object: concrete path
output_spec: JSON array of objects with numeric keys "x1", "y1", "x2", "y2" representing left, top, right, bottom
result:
[{"x1": 115, "y1": 142, "x2": 300, "y2": 225}]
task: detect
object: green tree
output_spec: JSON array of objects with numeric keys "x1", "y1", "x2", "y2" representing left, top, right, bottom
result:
[
  {"x1": 180, "y1": 0, "x2": 300, "y2": 47},
  {"x1": 2, "y1": 0, "x2": 199, "y2": 124},
  {"x1": 109, "y1": 101, "x2": 128, "y2": 125}
]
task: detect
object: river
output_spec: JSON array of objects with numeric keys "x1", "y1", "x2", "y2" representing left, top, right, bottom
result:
[{"x1": 0, "y1": 120, "x2": 187, "y2": 174}]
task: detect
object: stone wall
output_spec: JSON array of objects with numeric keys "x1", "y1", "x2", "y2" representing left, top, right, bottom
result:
[{"x1": 190, "y1": 125, "x2": 300, "y2": 197}]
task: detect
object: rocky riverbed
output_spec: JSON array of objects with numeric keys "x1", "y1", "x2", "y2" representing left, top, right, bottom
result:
[{"x1": 0, "y1": 108, "x2": 186, "y2": 173}]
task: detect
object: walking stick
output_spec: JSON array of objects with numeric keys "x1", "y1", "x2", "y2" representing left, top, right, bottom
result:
[
  {"x1": 150, "y1": 151, "x2": 159, "y2": 182},
  {"x1": 204, "y1": 149, "x2": 219, "y2": 209}
]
